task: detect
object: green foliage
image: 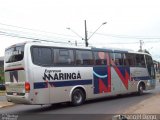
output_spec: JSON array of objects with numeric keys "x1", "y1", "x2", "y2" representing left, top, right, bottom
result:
[{"x1": 0, "y1": 67, "x2": 4, "y2": 84}]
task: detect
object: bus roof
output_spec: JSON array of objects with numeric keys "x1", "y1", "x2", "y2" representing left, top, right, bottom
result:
[{"x1": 6, "y1": 40, "x2": 151, "y2": 56}]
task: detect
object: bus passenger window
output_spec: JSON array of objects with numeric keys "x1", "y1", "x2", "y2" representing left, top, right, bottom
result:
[
  {"x1": 76, "y1": 50, "x2": 93, "y2": 65},
  {"x1": 31, "y1": 47, "x2": 52, "y2": 66},
  {"x1": 124, "y1": 54, "x2": 129, "y2": 66},
  {"x1": 94, "y1": 52, "x2": 107, "y2": 65},
  {"x1": 109, "y1": 53, "x2": 114, "y2": 65},
  {"x1": 114, "y1": 53, "x2": 123, "y2": 66},
  {"x1": 146, "y1": 55, "x2": 155, "y2": 79},
  {"x1": 125, "y1": 53, "x2": 135, "y2": 66},
  {"x1": 115, "y1": 59, "x2": 120, "y2": 65},
  {"x1": 135, "y1": 54, "x2": 145, "y2": 67},
  {"x1": 54, "y1": 49, "x2": 74, "y2": 66}
]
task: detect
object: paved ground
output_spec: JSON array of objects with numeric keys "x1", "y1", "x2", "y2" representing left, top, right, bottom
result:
[
  {"x1": 0, "y1": 74, "x2": 159, "y2": 120},
  {"x1": 0, "y1": 93, "x2": 154, "y2": 114},
  {"x1": 0, "y1": 80, "x2": 160, "y2": 114}
]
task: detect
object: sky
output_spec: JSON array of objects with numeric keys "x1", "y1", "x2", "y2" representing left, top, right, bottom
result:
[{"x1": 0, "y1": 0, "x2": 160, "y2": 61}]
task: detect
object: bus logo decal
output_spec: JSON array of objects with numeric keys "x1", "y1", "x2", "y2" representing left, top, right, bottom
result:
[
  {"x1": 42, "y1": 69, "x2": 81, "y2": 81},
  {"x1": 43, "y1": 73, "x2": 53, "y2": 81},
  {"x1": 93, "y1": 71, "x2": 108, "y2": 78}
]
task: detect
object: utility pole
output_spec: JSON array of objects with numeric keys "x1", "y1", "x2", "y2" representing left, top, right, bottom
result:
[
  {"x1": 75, "y1": 40, "x2": 77, "y2": 46},
  {"x1": 140, "y1": 40, "x2": 143, "y2": 52},
  {"x1": 67, "y1": 20, "x2": 107, "y2": 47},
  {"x1": 84, "y1": 20, "x2": 88, "y2": 47}
]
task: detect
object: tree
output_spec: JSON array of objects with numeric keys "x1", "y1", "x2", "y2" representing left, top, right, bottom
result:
[{"x1": 0, "y1": 68, "x2": 4, "y2": 84}]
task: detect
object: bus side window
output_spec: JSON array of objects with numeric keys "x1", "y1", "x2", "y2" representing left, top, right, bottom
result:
[
  {"x1": 31, "y1": 47, "x2": 52, "y2": 66},
  {"x1": 125, "y1": 53, "x2": 135, "y2": 67},
  {"x1": 54, "y1": 49, "x2": 74, "y2": 66},
  {"x1": 124, "y1": 53, "x2": 129, "y2": 66},
  {"x1": 145, "y1": 55, "x2": 155, "y2": 78},
  {"x1": 109, "y1": 53, "x2": 114, "y2": 65},
  {"x1": 76, "y1": 53, "x2": 83, "y2": 65},
  {"x1": 135, "y1": 54, "x2": 145, "y2": 67},
  {"x1": 94, "y1": 52, "x2": 107, "y2": 65},
  {"x1": 76, "y1": 50, "x2": 93, "y2": 65},
  {"x1": 114, "y1": 53, "x2": 123, "y2": 66}
]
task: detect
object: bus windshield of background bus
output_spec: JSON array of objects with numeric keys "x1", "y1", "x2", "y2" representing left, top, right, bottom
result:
[{"x1": 5, "y1": 45, "x2": 24, "y2": 63}]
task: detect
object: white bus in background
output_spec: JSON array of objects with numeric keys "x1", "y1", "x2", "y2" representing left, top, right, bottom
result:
[{"x1": 4, "y1": 41, "x2": 156, "y2": 106}]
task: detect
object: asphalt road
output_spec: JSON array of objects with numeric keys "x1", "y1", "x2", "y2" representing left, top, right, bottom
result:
[{"x1": 0, "y1": 81, "x2": 160, "y2": 120}]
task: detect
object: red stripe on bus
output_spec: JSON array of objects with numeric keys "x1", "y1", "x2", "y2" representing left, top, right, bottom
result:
[
  {"x1": 5, "y1": 67, "x2": 24, "y2": 72},
  {"x1": 110, "y1": 58, "x2": 129, "y2": 90}
]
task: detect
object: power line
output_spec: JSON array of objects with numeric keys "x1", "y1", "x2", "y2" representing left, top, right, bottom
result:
[
  {"x1": 1, "y1": 29, "x2": 160, "y2": 61},
  {"x1": 1, "y1": 22, "x2": 160, "y2": 45},
  {"x1": 2, "y1": 30, "x2": 159, "y2": 46},
  {"x1": 0, "y1": 30, "x2": 76, "y2": 44},
  {"x1": 0, "y1": 26, "x2": 79, "y2": 42},
  {"x1": 1, "y1": 22, "x2": 160, "y2": 40},
  {"x1": 92, "y1": 32, "x2": 160, "y2": 40},
  {"x1": 0, "y1": 22, "x2": 77, "y2": 38}
]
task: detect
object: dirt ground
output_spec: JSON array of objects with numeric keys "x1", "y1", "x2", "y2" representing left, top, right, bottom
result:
[
  {"x1": 125, "y1": 74, "x2": 160, "y2": 114},
  {"x1": 0, "y1": 91, "x2": 14, "y2": 108},
  {"x1": 0, "y1": 101, "x2": 14, "y2": 108},
  {"x1": 124, "y1": 92, "x2": 160, "y2": 114}
]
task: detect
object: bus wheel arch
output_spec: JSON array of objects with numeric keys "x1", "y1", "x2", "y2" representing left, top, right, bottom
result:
[
  {"x1": 137, "y1": 81, "x2": 146, "y2": 95},
  {"x1": 70, "y1": 86, "x2": 86, "y2": 106}
]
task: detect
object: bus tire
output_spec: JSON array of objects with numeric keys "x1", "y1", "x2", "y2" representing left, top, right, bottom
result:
[
  {"x1": 71, "y1": 88, "x2": 85, "y2": 106},
  {"x1": 137, "y1": 83, "x2": 144, "y2": 95}
]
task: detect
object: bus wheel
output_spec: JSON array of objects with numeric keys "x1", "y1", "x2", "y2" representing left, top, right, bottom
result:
[
  {"x1": 138, "y1": 83, "x2": 144, "y2": 95},
  {"x1": 71, "y1": 89, "x2": 85, "y2": 106}
]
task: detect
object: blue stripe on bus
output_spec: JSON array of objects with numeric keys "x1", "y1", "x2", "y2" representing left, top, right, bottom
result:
[
  {"x1": 34, "y1": 82, "x2": 48, "y2": 89},
  {"x1": 34, "y1": 79, "x2": 92, "y2": 89},
  {"x1": 132, "y1": 76, "x2": 151, "y2": 81}
]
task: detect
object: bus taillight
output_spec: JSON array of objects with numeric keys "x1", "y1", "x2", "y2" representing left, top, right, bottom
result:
[{"x1": 25, "y1": 82, "x2": 30, "y2": 93}]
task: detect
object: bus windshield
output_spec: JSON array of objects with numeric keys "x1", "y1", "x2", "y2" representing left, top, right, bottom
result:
[{"x1": 5, "y1": 45, "x2": 24, "y2": 63}]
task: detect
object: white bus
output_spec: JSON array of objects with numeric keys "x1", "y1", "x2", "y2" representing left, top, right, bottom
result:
[{"x1": 4, "y1": 41, "x2": 156, "y2": 106}]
